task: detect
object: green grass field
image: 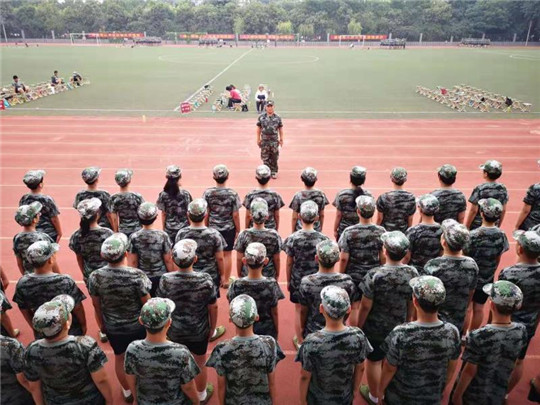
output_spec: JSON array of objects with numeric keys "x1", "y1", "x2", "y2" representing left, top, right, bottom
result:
[{"x1": 1, "y1": 45, "x2": 539, "y2": 118}]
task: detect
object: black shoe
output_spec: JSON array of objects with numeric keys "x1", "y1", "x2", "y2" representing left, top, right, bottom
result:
[{"x1": 529, "y1": 379, "x2": 540, "y2": 403}]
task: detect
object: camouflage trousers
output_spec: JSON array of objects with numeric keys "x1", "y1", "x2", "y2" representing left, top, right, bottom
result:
[{"x1": 260, "y1": 142, "x2": 279, "y2": 174}]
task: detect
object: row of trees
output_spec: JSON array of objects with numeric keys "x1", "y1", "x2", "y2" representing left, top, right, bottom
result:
[{"x1": 1, "y1": 0, "x2": 539, "y2": 42}]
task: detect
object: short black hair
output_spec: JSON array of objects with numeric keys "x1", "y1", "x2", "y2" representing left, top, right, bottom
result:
[
  {"x1": 480, "y1": 211, "x2": 498, "y2": 224},
  {"x1": 139, "y1": 217, "x2": 156, "y2": 226},
  {"x1": 485, "y1": 171, "x2": 501, "y2": 180},
  {"x1": 54, "y1": 70, "x2": 58, "y2": 74},
  {"x1": 146, "y1": 325, "x2": 166, "y2": 334},
  {"x1": 107, "y1": 255, "x2": 125, "y2": 264},
  {"x1": 257, "y1": 177, "x2": 270, "y2": 185},
  {"x1": 438, "y1": 173, "x2": 456, "y2": 185},
  {"x1": 84, "y1": 178, "x2": 98, "y2": 186},
  {"x1": 350, "y1": 175, "x2": 365, "y2": 186},
  {"x1": 494, "y1": 303, "x2": 514, "y2": 316},
  {"x1": 215, "y1": 177, "x2": 228, "y2": 184},
  {"x1": 225, "y1": 86, "x2": 232, "y2": 91},
  {"x1": 188, "y1": 212, "x2": 205, "y2": 223},
  {"x1": 26, "y1": 182, "x2": 41, "y2": 190},
  {"x1": 302, "y1": 178, "x2": 316, "y2": 187},
  {"x1": 387, "y1": 250, "x2": 407, "y2": 261},
  {"x1": 13, "y1": 75, "x2": 18, "y2": 79},
  {"x1": 359, "y1": 210, "x2": 374, "y2": 219},
  {"x1": 392, "y1": 178, "x2": 406, "y2": 186},
  {"x1": 247, "y1": 261, "x2": 264, "y2": 270},
  {"x1": 416, "y1": 297, "x2": 439, "y2": 313}
]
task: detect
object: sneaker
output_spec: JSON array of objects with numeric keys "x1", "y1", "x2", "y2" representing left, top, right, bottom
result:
[
  {"x1": 99, "y1": 331, "x2": 108, "y2": 343},
  {"x1": 11, "y1": 329, "x2": 20, "y2": 338},
  {"x1": 360, "y1": 385, "x2": 377, "y2": 405},
  {"x1": 202, "y1": 383, "x2": 215, "y2": 405},
  {"x1": 293, "y1": 335, "x2": 301, "y2": 351},
  {"x1": 271, "y1": 173, "x2": 278, "y2": 179},
  {"x1": 209, "y1": 326, "x2": 226, "y2": 342},
  {"x1": 529, "y1": 379, "x2": 540, "y2": 403},
  {"x1": 123, "y1": 391, "x2": 134, "y2": 403}
]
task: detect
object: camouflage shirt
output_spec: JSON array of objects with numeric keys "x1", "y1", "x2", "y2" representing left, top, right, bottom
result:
[
  {"x1": 234, "y1": 228, "x2": 282, "y2": 278},
  {"x1": 69, "y1": 227, "x2": 114, "y2": 279},
  {"x1": 382, "y1": 321, "x2": 461, "y2": 405},
  {"x1": 520, "y1": 183, "x2": 540, "y2": 230},
  {"x1": 156, "y1": 190, "x2": 193, "y2": 240},
  {"x1": 128, "y1": 229, "x2": 172, "y2": 278},
  {"x1": 338, "y1": 224, "x2": 385, "y2": 286},
  {"x1": 360, "y1": 264, "x2": 419, "y2": 341},
  {"x1": 156, "y1": 271, "x2": 217, "y2": 343},
  {"x1": 87, "y1": 265, "x2": 151, "y2": 334},
  {"x1": 1, "y1": 335, "x2": 34, "y2": 405},
  {"x1": 257, "y1": 112, "x2": 283, "y2": 143},
  {"x1": 24, "y1": 335, "x2": 107, "y2": 405},
  {"x1": 13, "y1": 230, "x2": 54, "y2": 274},
  {"x1": 109, "y1": 191, "x2": 144, "y2": 236},
  {"x1": 243, "y1": 189, "x2": 285, "y2": 229},
  {"x1": 175, "y1": 227, "x2": 226, "y2": 286},
  {"x1": 206, "y1": 335, "x2": 285, "y2": 405},
  {"x1": 461, "y1": 323, "x2": 527, "y2": 405},
  {"x1": 499, "y1": 263, "x2": 540, "y2": 338},
  {"x1": 290, "y1": 189, "x2": 330, "y2": 232},
  {"x1": 19, "y1": 194, "x2": 60, "y2": 241},
  {"x1": 124, "y1": 340, "x2": 200, "y2": 405},
  {"x1": 227, "y1": 277, "x2": 285, "y2": 338},
  {"x1": 202, "y1": 187, "x2": 242, "y2": 232},
  {"x1": 73, "y1": 189, "x2": 113, "y2": 229},
  {"x1": 376, "y1": 190, "x2": 416, "y2": 232},
  {"x1": 468, "y1": 183, "x2": 509, "y2": 230},
  {"x1": 299, "y1": 273, "x2": 360, "y2": 337},
  {"x1": 405, "y1": 223, "x2": 443, "y2": 272},
  {"x1": 464, "y1": 227, "x2": 509, "y2": 288},
  {"x1": 424, "y1": 256, "x2": 478, "y2": 332},
  {"x1": 295, "y1": 327, "x2": 372, "y2": 405},
  {"x1": 430, "y1": 188, "x2": 467, "y2": 224},
  {"x1": 333, "y1": 188, "x2": 372, "y2": 237}
]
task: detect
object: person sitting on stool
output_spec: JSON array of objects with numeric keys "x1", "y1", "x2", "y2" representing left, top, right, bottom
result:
[
  {"x1": 255, "y1": 84, "x2": 268, "y2": 113},
  {"x1": 226, "y1": 85, "x2": 242, "y2": 109}
]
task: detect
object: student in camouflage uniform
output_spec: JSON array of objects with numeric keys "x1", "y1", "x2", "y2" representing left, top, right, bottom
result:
[
  {"x1": 430, "y1": 164, "x2": 467, "y2": 224},
  {"x1": 357, "y1": 231, "x2": 419, "y2": 405},
  {"x1": 404, "y1": 194, "x2": 443, "y2": 273},
  {"x1": 297, "y1": 286, "x2": 372, "y2": 405},
  {"x1": 206, "y1": 294, "x2": 285, "y2": 405},
  {"x1": 466, "y1": 160, "x2": 508, "y2": 230},
  {"x1": 498, "y1": 230, "x2": 540, "y2": 395},
  {"x1": 202, "y1": 164, "x2": 241, "y2": 288},
  {"x1": 25, "y1": 296, "x2": 113, "y2": 405},
  {"x1": 424, "y1": 219, "x2": 478, "y2": 334},
  {"x1": 157, "y1": 239, "x2": 223, "y2": 401},
  {"x1": 290, "y1": 167, "x2": 330, "y2": 232},
  {"x1": 73, "y1": 166, "x2": 115, "y2": 230},
  {"x1": 0, "y1": 286, "x2": 19, "y2": 339},
  {"x1": 109, "y1": 168, "x2": 144, "y2": 237},
  {"x1": 515, "y1": 160, "x2": 540, "y2": 230},
  {"x1": 156, "y1": 165, "x2": 193, "y2": 242},
  {"x1": 13, "y1": 201, "x2": 59, "y2": 275},
  {"x1": 69, "y1": 198, "x2": 114, "y2": 283},
  {"x1": 376, "y1": 167, "x2": 416, "y2": 232},
  {"x1": 88, "y1": 233, "x2": 152, "y2": 403},
  {"x1": 452, "y1": 281, "x2": 528, "y2": 405},
  {"x1": 464, "y1": 198, "x2": 509, "y2": 332},
  {"x1": 243, "y1": 164, "x2": 285, "y2": 230},
  {"x1": 124, "y1": 298, "x2": 204, "y2": 405},
  {"x1": 256, "y1": 100, "x2": 284, "y2": 178},
  {"x1": 19, "y1": 169, "x2": 62, "y2": 242},
  {"x1": 128, "y1": 202, "x2": 173, "y2": 296},
  {"x1": 13, "y1": 240, "x2": 87, "y2": 338},
  {"x1": 175, "y1": 199, "x2": 226, "y2": 297},
  {"x1": 375, "y1": 276, "x2": 461, "y2": 405},
  {"x1": 333, "y1": 166, "x2": 372, "y2": 240},
  {"x1": 297, "y1": 240, "x2": 359, "y2": 348},
  {"x1": 228, "y1": 242, "x2": 285, "y2": 338},
  {"x1": 234, "y1": 198, "x2": 282, "y2": 278}
]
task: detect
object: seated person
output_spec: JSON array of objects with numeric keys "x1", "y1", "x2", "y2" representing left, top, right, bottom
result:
[
  {"x1": 255, "y1": 84, "x2": 268, "y2": 113},
  {"x1": 12, "y1": 75, "x2": 29, "y2": 94},
  {"x1": 226, "y1": 85, "x2": 242, "y2": 108},
  {"x1": 71, "y1": 72, "x2": 83, "y2": 86},
  {"x1": 51, "y1": 70, "x2": 63, "y2": 86}
]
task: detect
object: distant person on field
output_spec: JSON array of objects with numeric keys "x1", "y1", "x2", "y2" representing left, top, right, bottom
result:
[
  {"x1": 12, "y1": 75, "x2": 28, "y2": 93},
  {"x1": 290, "y1": 167, "x2": 329, "y2": 232},
  {"x1": 226, "y1": 85, "x2": 242, "y2": 108},
  {"x1": 376, "y1": 167, "x2": 416, "y2": 232},
  {"x1": 71, "y1": 71, "x2": 83, "y2": 86},
  {"x1": 256, "y1": 100, "x2": 284, "y2": 178},
  {"x1": 255, "y1": 84, "x2": 268, "y2": 113},
  {"x1": 515, "y1": 161, "x2": 540, "y2": 230},
  {"x1": 430, "y1": 164, "x2": 467, "y2": 224},
  {"x1": 51, "y1": 70, "x2": 63, "y2": 86},
  {"x1": 109, "y1": 168, "x2": 144, "y2": 237}
]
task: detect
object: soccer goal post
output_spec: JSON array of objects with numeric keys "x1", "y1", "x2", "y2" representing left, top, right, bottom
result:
[{"x1": 69, "y1": 33, "x2": 100, "y2": 45}]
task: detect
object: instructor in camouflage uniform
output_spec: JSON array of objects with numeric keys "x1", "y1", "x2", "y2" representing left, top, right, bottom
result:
[{"x1": 256, "y1": 100, "x2": 284, "y2": 179}]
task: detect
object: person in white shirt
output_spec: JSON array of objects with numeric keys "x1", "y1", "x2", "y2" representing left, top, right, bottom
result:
[{"x1": 255, "y1": 84, "x2": 269, "y2": 113}]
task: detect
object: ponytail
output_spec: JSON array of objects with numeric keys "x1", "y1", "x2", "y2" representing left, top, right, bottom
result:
[
  {"x1": 80, "y1": 214, "x2": 97, "y2": 236},
  {"x1": 164, "y1": 177, "x2": 180, "y2": 197}
]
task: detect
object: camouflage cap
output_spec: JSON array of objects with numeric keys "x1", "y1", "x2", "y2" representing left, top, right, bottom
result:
[
  {"x1": 479, "y1": 160, "x2": 502, "y2": 175},
  {"x1": 320, "y1": 285, "x2": 351, "y2": 319},
  {"x1": 350, "y1": 166, "x2": 367, "y2": 179},
  {"x1": 441, "y1": 219, "x2": 470, "y2": 251},
  {"x1": 266, "y1": 100, "x2": 274, "y2": 107},
  {"x1": 417, "y1": 194, "x2": 440, "y2": 216},
  {"x1": 483, "y1": 280, "x2": 523, "y2": 312},
  {"x1": 355, "y1": 195, "x2": 376, "y2": 217},
  {"x1": 255, "y1": 164, "x2": 271, "y2": 180},
  {"x1": 137, "y1": 202, "x2": 159, "y2": 221},
  {"x1": 188, "y1": 198, "x2": 208, "y2": 217},
  {"x1": 213, "y1": 164, "x2": 229, "y2": 180},
  {"x1": 15, "y1": 201, "x2": 42, "y2": 226},
  {"x1": 513, "y1": 230, "x2": 540, "y2": 257},
  {"x1": 101, "y1": 233, "x2": 128, "y2": 261},
  {"x1": 166, "y1": 165, "x2": 182, "y2": 179},
  {"x1": 172, "y1": 239, "x2": 198, "y2": 268},
  {"x1": 437, "y1": 164, "x2": 457, "y2": 179},
  {"x1": 250, "y1": 198, "x2": 269, "y2": 224},
  {"x1": 32, "y1": 298, "x2": 74, "y2": 337},
  {"x1": 229, "y1": 294, "x2": 258, "y2": 328},
  {"x1": 410, "y1": 275, "x2": 446, "y2": 306},
  {"x1": 140, "y1": 297, "x2": 176, "y2": 329},
  {"x1": 316, "y1": 240, "x2": 340, "y2": 267},
  {"x1": 115, "y1": 168, "x2": 133, "y2": 186},
  {"x1": 381, "y1": 231, "x2": 410, "y2": 256},
  {"x1": 300, "y1": 200, "x2": 319, "y2": 222},
  {"x1": 301, "y1": 167, "x2": 318, "y2": 183},
  {"x1": 81, "y1": 167, "x2": 101, "y2": 184},
  {"x1": 77, "y1": 198, "x2": 102, "y2": 219},
  {"x1": 27, "y1": 240, "x2": 59, "y2": 266},
  {"x1": 50, "y1": 294, "x2": 76, "y2": 313},
  {"x1": 478, "y1": 198, "x2": 503, "y2": 219},
  {"x1": 390, "y1": 167, "x2": 407, "y2": 183},
  {"x1": 23, "y1": 170, "x2": 45, "y2": 187},
  {"x1": 245, "y1": 242, "x2": 267, "y2": 267}
]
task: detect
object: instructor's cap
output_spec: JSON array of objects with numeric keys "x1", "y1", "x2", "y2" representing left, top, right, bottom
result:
[
  {"x1": 77, "y1": 198, "x2": 102, "y2": 219},
  {"x1": 479, "y1": 160, "x2": 502, "y2": 175},
  {"x1": 140, "y1": 298, "x2": 176, "y2": 329},
  {"x1": 381, "y1": 231, "x2": 409, "y2": 256},
  {"x1": 255, "y1": 165, "x2": 271, "y2": 180},
  {"x1": 213, "y1": 164, "x2": 229, "y2": 180},
  {"x1": 23, "y1": 170, "x2": 45, "y2": 187},
  {"x1": 483, "y1": 280, "x2": 523, "y2": 312},
  {"x1": 301, "y1": 167, "x2": 318, "y2": 183},
  {"x1": 410, "y1": 275, "x2": 446, "y2": 306},
  {"x1": 321, "y1": 285, "x2": 351, "y2": 319},
  {"x1": 173, "y1": 239, "x2": 198, "y2": 268},
  {"x1": 81, "y1": 167, "x2": 101, "y2": 184},
  {"x1": 101, "y1": 233, "x2": 128, "y2": 261},
  {"x1": 390, "y1": 167, "x2": 407, "y2": 183},
  {"x1": 230, "y1": 294, "x2": 258, "y2": 328},
  {"x1": 166, "y1": 165, "x2": 182, "y2": 179},
  {"x1": 27, "y1": 240, "x2": 59, "y2": 266},
  {"x1": 15, "y1": 202, "x2": 42, "y2": 226},
  {"x1": 316, "y1": 240, "x2": 340, "y2": 268},
  {"x1": 478, "y1": 198, "x2": 503, "y2": 219},
  {"x1": 441, "y1": 219, "x2": 469, "y2": 251},
  {"x1": 356, "y1": 195, "x2": 376, "y2": 217},
  {"x1": 137, "y1": 202, "x2": 159, "y2": 221},
  {"x1": 115, "y1": 169, "x2": 133, "y2": 187},
  {"x1": 513, "y1": 230, "x2": 540, "y2": 257},
  {"x1": 245, "y1": 242, "x2": 267, "y2": 267},
  {"x1": 417, "y1": 194, "x2": 440, "y2": 216},
  {"x1": 188, "y1": 199, "x2": 208, "y2": 217}
]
